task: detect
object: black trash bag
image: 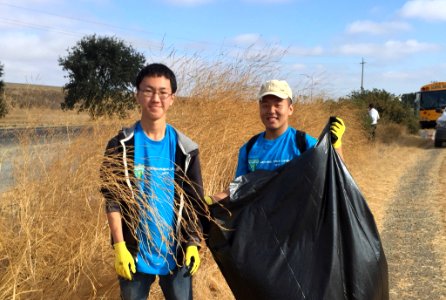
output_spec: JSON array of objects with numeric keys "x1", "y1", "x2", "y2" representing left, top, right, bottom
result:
[{"x1": 207, "y1": 120, "x2": 389, "y2": 300}]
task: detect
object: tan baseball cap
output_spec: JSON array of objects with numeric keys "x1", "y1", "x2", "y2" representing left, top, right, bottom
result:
[{"x1": 258, "y1": 80, "x2": 293, "y2": 102}]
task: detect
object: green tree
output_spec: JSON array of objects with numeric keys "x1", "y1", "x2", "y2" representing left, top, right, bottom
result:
[
  {"x1": 59, "y1": 35, "x2": 146, "y2": 118},
  {"x1": 0, "y1": 63, "x2": 7, "y2": 118}
]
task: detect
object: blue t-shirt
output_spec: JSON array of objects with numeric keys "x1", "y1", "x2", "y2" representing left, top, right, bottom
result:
[
  {"x1": 235, "y1": 127, "x2": 317, "y2": 177},
  {"x1": 133, "y1": 122, "x2": 177, "y2": 275}
]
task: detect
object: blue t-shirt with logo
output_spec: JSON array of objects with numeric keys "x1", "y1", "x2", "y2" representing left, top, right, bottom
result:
[
  {"x1": 133, "y1": 122, "x2": 177, "y2": 275},
  {"x1": 235, "y1": 127, "x2": 317, "y2": 177}
]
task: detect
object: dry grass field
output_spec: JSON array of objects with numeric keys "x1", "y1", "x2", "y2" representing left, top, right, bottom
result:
[
  {"x1": 1, "y1": 83, "x2": 91, "y2": 128},
  {"x1": 0, "y1": 82, "x2": 445, "y2": 298},
  {"x1": 2, "y1": 83, "x2": 64, "y2": 111},
  {"x1": 0, "y1": 108, "x2": 92, "y2": 128}
]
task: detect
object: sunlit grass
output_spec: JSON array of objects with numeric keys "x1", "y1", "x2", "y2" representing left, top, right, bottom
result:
[{"x1": 0, "y1": 53, "x2": 436, "y2": 299}]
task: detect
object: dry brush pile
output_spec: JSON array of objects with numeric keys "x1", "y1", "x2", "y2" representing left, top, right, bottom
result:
[
  {"x1": 0, "y1": 52, "x2": 422, "y2": 299},
  {"x1": 0, "y1": 98, "x2": 369, "y2": 299}
]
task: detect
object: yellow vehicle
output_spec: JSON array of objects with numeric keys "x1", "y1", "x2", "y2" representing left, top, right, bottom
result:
[{"x1": 415, "y1": 82, "x2": 446, "y2": 128}]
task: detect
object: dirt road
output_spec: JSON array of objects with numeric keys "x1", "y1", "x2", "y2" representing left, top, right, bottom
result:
[
  {"x1": 380, "y1": 147, "x2": 446, "y2": 299},
  {"x1": 0, "y1": 126, "x2": 90, "y2": 192}
]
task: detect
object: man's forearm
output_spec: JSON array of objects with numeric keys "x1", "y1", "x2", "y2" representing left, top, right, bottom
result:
[
  {"x1": 211, "y1": 189, "x2": 230, "y2": 202},
  {"x1": 107, "y1": 211, "x2": 124, "y2": 243}
]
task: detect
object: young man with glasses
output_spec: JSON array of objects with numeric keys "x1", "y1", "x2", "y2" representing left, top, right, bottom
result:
[{"x1": 101, "y1": 63, "x2": 204, "y2": 300}]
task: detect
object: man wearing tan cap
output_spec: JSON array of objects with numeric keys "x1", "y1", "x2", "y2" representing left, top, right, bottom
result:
[{"x1": 205, "y1": 79, "x2": 345, "y2": 203}]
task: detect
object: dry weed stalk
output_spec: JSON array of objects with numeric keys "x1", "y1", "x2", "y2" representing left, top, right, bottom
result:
[
  {"x1": 0, "y1": 99, "x2": 371, "y2": 300},
  {"x1": 100, "y1": 147, "x2": 213, "y2": 269},
  {"x1": 0, "y1": 125, "x2": 115, "y2": 299},
  {"x1": 0, "y1": 47, "x2": 395, "y2": 299}
]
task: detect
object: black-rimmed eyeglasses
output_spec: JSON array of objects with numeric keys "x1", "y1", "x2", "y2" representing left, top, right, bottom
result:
[{"x1": 140, "y1": 89, "x2": 173, "y2": 100}]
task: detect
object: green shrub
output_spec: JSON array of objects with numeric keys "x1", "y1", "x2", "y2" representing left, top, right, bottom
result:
[{"x1": 346, "y1": 88, "x2": 419, "y2": 134}]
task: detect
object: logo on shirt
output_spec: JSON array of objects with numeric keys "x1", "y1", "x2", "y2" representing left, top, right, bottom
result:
[
  {"x1": 134, "y1": 164, "x2": 144, "y2": 179},
  {"x1": 248, "y1": 158, "x2": 260, "y2": 172}
]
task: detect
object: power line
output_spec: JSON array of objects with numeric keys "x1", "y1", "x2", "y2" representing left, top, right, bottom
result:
[
  {"x1": 0, "y1": 2, "x2": 156, "y2": 36},
  {"x1": 0, "y1": 1, "x2": 249, "y2": 52},
  {"x1": 0, "y1": 16, "x2": 166, "y2": 52},
  {"x1": 0, "y1": 17, "x2": 83, "y2": 38}
]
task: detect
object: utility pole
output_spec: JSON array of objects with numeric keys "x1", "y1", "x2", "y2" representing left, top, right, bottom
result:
[{"x1": 360, "y1": 57, "x2": 366, "y2": 92}]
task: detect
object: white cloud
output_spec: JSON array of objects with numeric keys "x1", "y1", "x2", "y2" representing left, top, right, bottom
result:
[
  {"x1": 0, "y1": 3, "x2": 84, "y2": 34},
  {"x1": 0, "y1": 2, "x2": 156, "y2": 85},
  {"x1": 232, "y1": 33, "x2": 262, "y2": 46},
  {"x1": 0, "y1": 31, "x2": 78, "y2": 84},
  {"x1": 288, "y1": 45, "x2": 324, "y2": 56},
  {"x1": 382, "y1": 71, "x2": 414, "y2": 80},
  {"x1": 384, "y1": 39, "x2": 439, "y2": 54},
  {"x1": 291, "y1": 63, "x2": 307, "y2": 72},
  {"x1": 0, "y1": 32, "x2": 74, "y2": 61},
  {"x1": 227, "y1": 43, "x2": 286, "y2": 61},
  {"x1": 346, "y1": 20, "x2": 411, "y2": 35},
  {"x1": 338, "y1": 39, "x2": 439, "y2": 59},
  {"x1": 400, "y1": 0, "x2": 446, "y2": 21}
]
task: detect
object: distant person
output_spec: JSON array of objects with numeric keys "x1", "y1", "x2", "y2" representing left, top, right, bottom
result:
[
  {"x1": 100, "y1": 63, "x2": 204, "y2": 300},
  {"x1": 368, "y1": 103, "x2": 380, "y2": 140},
  {"x1": 205, "y1": 79, "x2": 346, "y2": 203}
]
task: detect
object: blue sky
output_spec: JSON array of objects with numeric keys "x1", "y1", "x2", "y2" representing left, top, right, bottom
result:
[{"x1": 1, "y1": 0, "x2": 445, "y2": 98}]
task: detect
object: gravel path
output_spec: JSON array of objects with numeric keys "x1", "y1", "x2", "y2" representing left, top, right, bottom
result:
[{"x1": 380, "y1": 148, "x2": 446, "y2": 299}]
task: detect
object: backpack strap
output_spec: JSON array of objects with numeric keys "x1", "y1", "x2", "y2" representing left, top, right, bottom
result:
[
  {"x1": 245, "y1": 133, "x2": 261, "y2": 156},
  {"x1": 295, "y1": 130, "x2": 307, "y2": 154},
  {"x1": 246, "y1": 130, "x2": 307, "y2": 156}
]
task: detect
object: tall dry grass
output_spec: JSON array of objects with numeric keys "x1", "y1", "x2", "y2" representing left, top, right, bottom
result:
[
  {"x1": 0, "y1": 125, "x2": 117, "y2": 299},
  {"x1": 0, "y1": 98, "x2": 375, "y2": 299},
  {"x1": 0, "y1": 98, "x2": 431, "y2": 299},
  {"x1": 0, "y1": 53, "x2": 431, "y2": 299}
]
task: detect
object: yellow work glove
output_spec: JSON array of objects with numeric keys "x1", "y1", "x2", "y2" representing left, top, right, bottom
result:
[
  {"x1": 330, "y1": 116, "x2": 346, "y2": 149},
  {"x1": 185, "y1": 245, "x2": 200, "y2": 276},
  {"x1": 113, "y1": 241, "x2": 136, "y2": 280},
  {"x1": 204, "y1": 195, "x2": 214, "y2": 205}
]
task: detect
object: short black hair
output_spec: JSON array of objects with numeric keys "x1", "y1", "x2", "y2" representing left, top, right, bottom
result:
[
  {"x1": 135, "y1": 63, "x2": 177, "y2": 93},
  {"x1": 259, "y1": 98, "x2": 293, "y2": 105}
]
